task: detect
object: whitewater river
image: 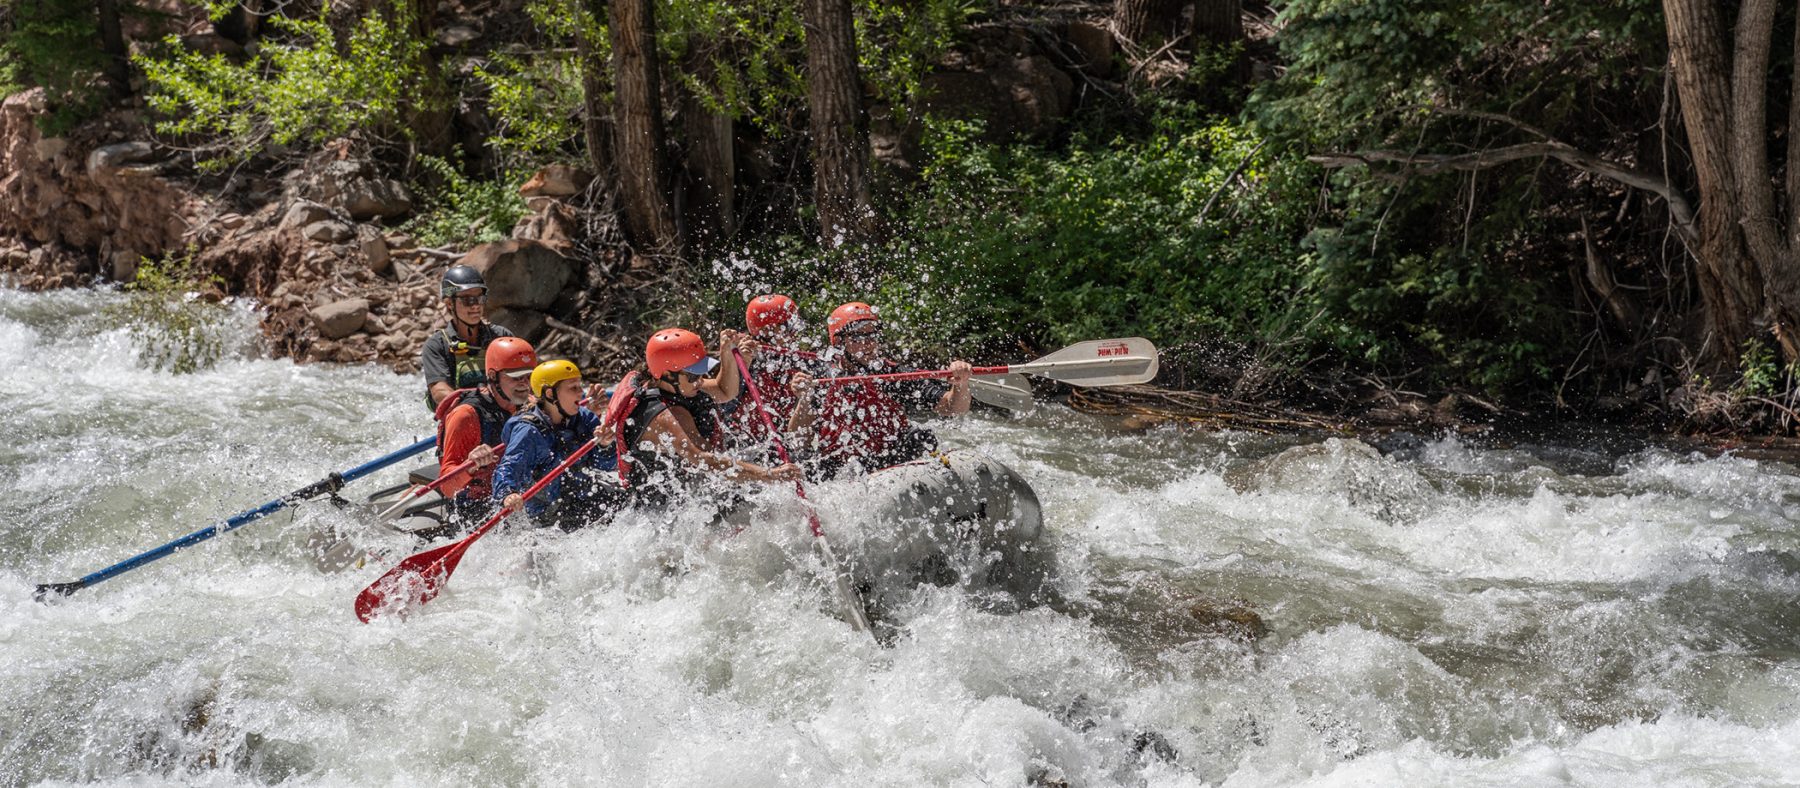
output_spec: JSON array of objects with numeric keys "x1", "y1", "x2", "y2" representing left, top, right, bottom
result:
[{"x1": 3, "y1": 286, "x2": 1799, "y2": 786}]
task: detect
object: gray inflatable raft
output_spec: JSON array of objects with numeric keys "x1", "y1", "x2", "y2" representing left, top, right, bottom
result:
[{"x1": 807, "y1": 449, "x2": 1053, "y2": 614}]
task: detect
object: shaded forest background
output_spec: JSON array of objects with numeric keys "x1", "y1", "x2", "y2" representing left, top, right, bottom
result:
[{"x1": 5, "y1": 0, "x2": 1800, "y2": 435}]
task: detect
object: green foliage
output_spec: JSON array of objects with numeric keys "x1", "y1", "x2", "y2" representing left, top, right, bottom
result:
[
  {"x1": 0, "y1": 0, "x2": 111, "y2": 135},
  {"x1": 138, "y1": 8, "x2": 433, "y2": 165},
  {"x1": 854, "y1": 0, "x2": 988, "y2": 108},
  {"x1": 1301, "y1": 193, "x2": 1569, "y2": 390},
  {"x1": 1256, "y1": 0, "x2": 1663, "y2": 151},
  {"x1": 725, "y1": 105, "x2": 1320, "y2": 369},
  {"x1": 99, "y1": 251, "x2": 233, "y2": 374},
  {"x1": 1735, "y1": 340, "x2": 1796, "y2": 398},
  {"x1": 402, "y1": 156, "x2": 528, "y2": 249},
  {"x1": 475, "y1": 50, "x2": 586, "y2": 163}
]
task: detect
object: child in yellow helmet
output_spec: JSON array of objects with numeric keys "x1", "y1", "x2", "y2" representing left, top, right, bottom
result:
[{"x1": 492, "y1": 360, "x2": 618, "y2": 530}]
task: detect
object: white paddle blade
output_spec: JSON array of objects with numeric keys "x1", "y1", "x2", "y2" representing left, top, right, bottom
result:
[
  {"x1": 1015, "y1": 337, "x2": 1159, "y2": 386},
  {"x1": 970, "y1": 374, "x2": 1035, "y2": 411}
]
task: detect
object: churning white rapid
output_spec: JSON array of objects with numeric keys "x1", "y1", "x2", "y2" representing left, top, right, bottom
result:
[{"x1": 3, "y1": 286, "x2": 1800, "y2": 786}]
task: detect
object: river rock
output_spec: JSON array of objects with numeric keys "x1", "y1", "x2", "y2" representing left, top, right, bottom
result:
[
  {"x1": 461, "y1": 238, "x2": 574, "y2": 311},
  {"x1": 1065, "y1": 21, "x2": 1115, "y2": 77},
  {"x1": 437, "y1": 25, "x2": 479, "y2": 47},
  {"x1": 284, "y1": 150, "x2": 413, "y2": 221},
  {"x1": 110, "y1": 250, "x2": 139, "y2": 281},
  {"x1": 280, "y1": 200, "x2": 333, "y2": 231},
  {"x1": 32, "y1": 137, "x2": 67, "y2": 163},
  {"x1": 358, "y1": 226, "x2": 391, "y2": 274},
  {"x1": 311, "y1": 298, "x2": 369, "y2": 339},
  {"x1": 518, "y1": 164, "x2": 592, "y2": 198},
  {"x1": 511, "y1": 200, "x2": 578, "y2": 250},
  {"x1": 301, "y1": 220, "x2": 353, "y2": 244}
]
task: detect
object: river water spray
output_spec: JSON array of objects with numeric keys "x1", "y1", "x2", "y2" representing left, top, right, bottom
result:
[{"x1": 3, "y1": 287, "x2": 1798, "y2": 786}]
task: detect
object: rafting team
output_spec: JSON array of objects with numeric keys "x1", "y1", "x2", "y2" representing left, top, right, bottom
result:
[{"x1": 421, "y1": 264, "x2": 974, "y2": 532}]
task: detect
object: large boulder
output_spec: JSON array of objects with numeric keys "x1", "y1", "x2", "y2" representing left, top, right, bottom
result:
[
  {"x1": 518, "y1": 164, "x2": 593, "y2": 198},
  {"x1": 85, "y1": 142, "x2": 155, "y2": 175},
  {"x1": 510, "y1": 199, "x2": 579, "y2": 251},
  {"x1": 310, "y1": 298, "x2": 370, "y2": 340},
  {"x1": 1064, "y1": 21, "x2": 1116, "y2": 77},
  {"x1": 918, "y1": 55, "x2": 1073, "y2": 142},
  {"x1": 487, "y1": 307, "x2": 549, "y2": 343},
  {"x1": 460, "y1": 238, "x2": 575, "y2": 311}
]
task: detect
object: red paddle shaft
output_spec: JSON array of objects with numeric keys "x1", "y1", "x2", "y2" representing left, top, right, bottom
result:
[
  {"x1": 355, "y1": 437, "x2": 599, "y2": 622},
  {"x1": 731, "y1": 350, "x2": 872, "y2": 633}
]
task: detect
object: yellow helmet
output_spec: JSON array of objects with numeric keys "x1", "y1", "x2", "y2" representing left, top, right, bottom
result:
[{"x1": 529, "y1": 359, "x2": 582, "y2": 399}]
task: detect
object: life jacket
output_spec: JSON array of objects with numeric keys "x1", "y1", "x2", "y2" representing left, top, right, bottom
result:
[
  {"x1": 513, "y1": 405, "x2": 592, "y2": 458},
  {"x1": 432, "y1": 386, "x2": 514, "y2": 498},
  {"x1": 725, "y1": 365, "x2": 801, "y2": 444},
  {"x1": 614, "y1": 373, "x2": 722, "y2": 497},
  {"x1": 442, "y1": 324, "x2": 499, "y2": 391},
  {"x1": 814, "y1": 378, "x2": 910, "y2": 463}
]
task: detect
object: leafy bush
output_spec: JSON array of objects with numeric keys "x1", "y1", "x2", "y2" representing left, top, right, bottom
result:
[
  {"x1": 138, "y1": 8, "x2": 433, "y2": 165},
  {"x1": 99, "y1": 251, "x2": 235, "y2": 374},
  {"x1": 703, "y1": 105, "x2": 1316, "y2": 370},
  {"x1": 475, "y1": 50, "x2": 586, "y2": 164},
  {"x1": 0, "y1": 0, "x2": 112, "y2": 135},
  {"x1": 402, "y1": 156, "x2": 528, "y2": 249}
]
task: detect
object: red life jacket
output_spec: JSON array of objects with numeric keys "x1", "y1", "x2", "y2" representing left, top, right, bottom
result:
[
  {"x1": 605, "y1": 372, "x2": 642, "y2": 487},
  {"x1": 814, "y1": 379, "x2": 909, "y2": 463},
  {"x1": 726, "y1": 367, "x2": 798, "y2": 443}
]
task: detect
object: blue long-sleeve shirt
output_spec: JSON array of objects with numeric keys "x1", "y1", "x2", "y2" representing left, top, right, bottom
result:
[{"x1": 491, "y1": 405, "x2": 618, "y2": 516}]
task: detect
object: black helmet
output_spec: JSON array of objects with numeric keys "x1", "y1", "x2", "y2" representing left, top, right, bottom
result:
[{"x1": 441, "y1": 264, "x2": 486, "y2": 297}]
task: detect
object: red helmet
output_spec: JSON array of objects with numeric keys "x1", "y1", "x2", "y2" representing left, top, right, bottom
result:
[
  {"x1": 484, "y1": 337, "x2": 538, "y2": 379},
  {"x1": 827, "y1": 302, "x2": 879, "y2": 343},
  {"x1": 646, "y1": 328, "x2": 719, "y2": 378},
  {"x1": 745, "y1": 294, "x2": 799, "y2": 335}
]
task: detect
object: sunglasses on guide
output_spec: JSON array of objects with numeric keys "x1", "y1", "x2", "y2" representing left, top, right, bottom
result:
[
  {"x1": 451, "y1": 294, "x2": 486, "y2": 307},
  {"x1": 841, "y1": 329, "x2": 881, "y2": 342}
]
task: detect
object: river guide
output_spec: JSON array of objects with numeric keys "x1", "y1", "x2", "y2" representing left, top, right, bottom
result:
[{"x1": 422, "y1": 264, "x2": 514, "y2": 410}]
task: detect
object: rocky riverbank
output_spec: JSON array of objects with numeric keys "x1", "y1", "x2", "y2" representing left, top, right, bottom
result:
[{"x1": 0, "y1": 85, "x2": 618, "y2": 373}]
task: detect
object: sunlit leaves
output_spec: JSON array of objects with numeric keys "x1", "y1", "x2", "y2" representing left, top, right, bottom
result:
[{"x1": 137, "y1": 9, "x2": 436, "y2": 164}]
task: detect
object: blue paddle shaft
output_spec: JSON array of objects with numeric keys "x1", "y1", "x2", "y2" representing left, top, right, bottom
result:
[{"x1": 38, "y1": 436, "x2": 437, "y2": 597}]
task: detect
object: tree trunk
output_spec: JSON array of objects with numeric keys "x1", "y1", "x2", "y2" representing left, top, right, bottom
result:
[
  {"x1": 1113, "y1": 0, "x2": 1184, "y2": 48},
  {"x1": 1192, "y1": 0, "x2": 1245, "y2": 83},
  {"x1": 1664, "y1": 0, "x2": 1766, "y2": 366},
  {"x1": 1731, "y1": 0, "x2": 1800, "y2": 362},
  {"x1": 803, "y1": 0, "x2": 875, "y2": 247},
  {"x1": 576, "y1": 7, "x2": 612, "y2": 188},
  {"x1": 681, "y1": 50, "x2": 736, "y2": 248},
  {"x1": 610, "y1": 0, "x2": 681, "y2": 254},
  {"x1": 95, "y1": 0, "x2": 128, "y2": 90}
]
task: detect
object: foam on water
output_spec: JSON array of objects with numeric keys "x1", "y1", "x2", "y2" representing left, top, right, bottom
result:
[{"x1": 3, "y1": 288, "x2": 1799, "y2": 786}]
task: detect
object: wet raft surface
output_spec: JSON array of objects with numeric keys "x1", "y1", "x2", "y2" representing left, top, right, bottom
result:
[{"x1": 5, "y1": 288, "x2": 1800, "y2": 785}]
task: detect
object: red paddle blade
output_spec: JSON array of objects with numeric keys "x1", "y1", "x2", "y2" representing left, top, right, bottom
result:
[{"x1": 353, "y1": 541, "x2": 469, "y2": 622}]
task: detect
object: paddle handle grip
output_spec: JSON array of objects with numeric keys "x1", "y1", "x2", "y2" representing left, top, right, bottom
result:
[{"x1": 428, "y1": 443, "x2": 503, "y2": 493}]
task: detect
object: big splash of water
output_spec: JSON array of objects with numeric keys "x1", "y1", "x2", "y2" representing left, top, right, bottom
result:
[{"x1": 3, "y1": 287, "x2": 1799, "y2": 786}]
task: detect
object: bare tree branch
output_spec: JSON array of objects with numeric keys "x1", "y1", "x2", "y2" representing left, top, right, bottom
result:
[{"x1": 1308, "y1": 141, "x2": 1700, "y2": 246}]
